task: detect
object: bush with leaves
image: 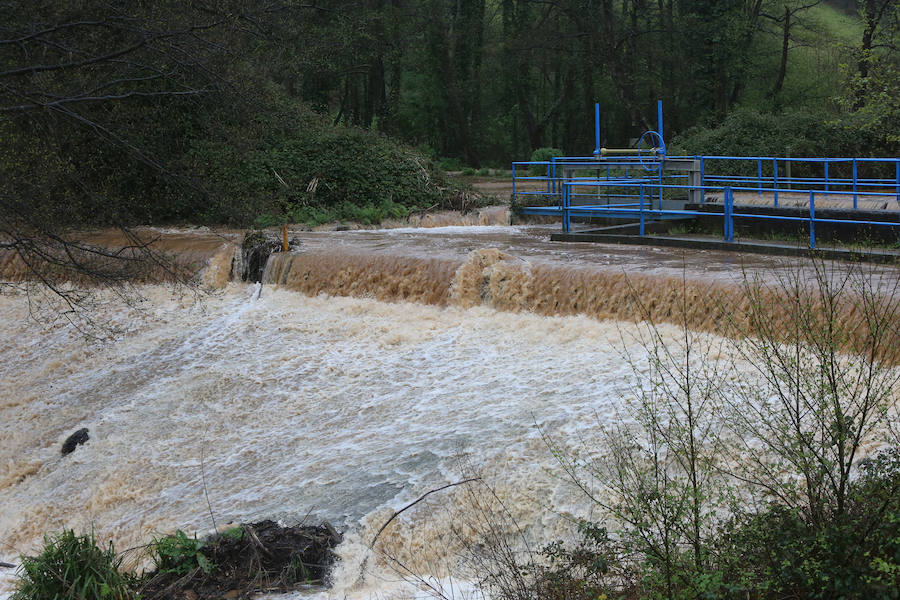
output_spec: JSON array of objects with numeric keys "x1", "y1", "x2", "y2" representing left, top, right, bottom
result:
[
  {"x1": 534, "y1": 257, "x2": 900, "y2": 600},
  {"x1": 12, "y1": 530, "x2": 136, "y2": 600},
  {"x1": 189, "y1": 102, "x2": 474, "y2": 227},
  {"x1": 149, "y1": 530, "x2": 216, "y2": 576},
  {"x1": 533, "y1": 522, "x2": 617, "y2": 600},
  {"x1": 669, "y1": 108, "x2": 873, "y2": 178},
  {"x1": 713, "y1": 447, "x2": 900, "y2": 599},
  {"x1": 528, "y1": 148, "x2": 564, "y2": 176}
]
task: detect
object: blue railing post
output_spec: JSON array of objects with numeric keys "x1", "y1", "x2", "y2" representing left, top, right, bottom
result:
[
  {"x1": 512, "y1": 163, "x2": 516, "y2": 200},
  {"x1": 547, "y1": 162, "x2": 552, "y2": 194},
  {"x1": 852, "y1": 158, "x2": 858, "y2": 209},
  {"x1": 724, "y1": 186, "x2": 734, "y2": 242},
  {"x1": 658, "y1": 166, "x2": 663, "y2": 207},
  {"x1": 773, "y1": 159, "x2": 779, "y2": 207},
  {"x1": 700, "y1": 156, "x2": 706, "y2": 204},
  {"x1": 657, "y1": 99, "x2": 664, "y2": 141},
  {"x1": 639, "y1": 183, "x2": 645, "y2": 236},
  {"x1": 809, "y1": 190, "x2": 816, "y2": 249},
  {"x1": 757, "y1": 159, "x2": 762, "y2": 196},
  {"x1": 824, "y1": 161, "x2": 829, "y2": 194},
  {"x1": 605, "y1": 165, "x2": 611, "y2": 204},
  {"x1": 896, "y1": 159, "x2": 900, "y2": 206},
  {"x1": 563, "y1": 182, "x2": 570, "y2": 233}
]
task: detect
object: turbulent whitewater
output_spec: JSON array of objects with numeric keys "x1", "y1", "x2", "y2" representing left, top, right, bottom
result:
[{"x1": 1, "y1": 224, "x2": 898, "y2": 598}]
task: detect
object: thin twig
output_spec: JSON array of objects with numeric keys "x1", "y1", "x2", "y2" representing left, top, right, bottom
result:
[
  {"x1": 200, "y1": 426, "x2": 218, "y2": 535},
  {"x1": 368, "y1": 478, "x2": 480, "y2": 549}
]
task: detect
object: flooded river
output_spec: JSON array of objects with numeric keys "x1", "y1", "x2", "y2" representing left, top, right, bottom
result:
[{"x1": 1, "y1": 222, "x2": 897, "y2": 598}]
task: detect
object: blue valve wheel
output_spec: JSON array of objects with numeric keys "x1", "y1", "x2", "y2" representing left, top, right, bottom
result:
[{"x1": 637, "y1": 130, "x2": 666, "y2": 171}]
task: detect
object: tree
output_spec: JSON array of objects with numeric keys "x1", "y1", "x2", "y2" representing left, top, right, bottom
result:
[
  {"x1": 857, "y1": 0, "x2": 898, "y2": 83},
  {"x1": 0, "y1": 0, "x2": 273, "y2": 324},
  {"x1": 826, "y1": 0, "x2": 900, "y2": 152},
  {"x1": 760, "y1": 1, "x2": 822, "y2": 101}
]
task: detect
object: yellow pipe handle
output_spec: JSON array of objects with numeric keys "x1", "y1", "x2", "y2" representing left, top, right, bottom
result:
[{"x1": 600, "y1": 147, "x2": 660, "y2": 156}]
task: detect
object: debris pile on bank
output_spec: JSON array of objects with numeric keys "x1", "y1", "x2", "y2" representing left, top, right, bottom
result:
[{"x1": 139, "y1": 520, "x2": 341, "y2": 600}]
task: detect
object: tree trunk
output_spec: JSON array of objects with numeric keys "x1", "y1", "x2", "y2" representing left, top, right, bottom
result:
[{"x1": 770, "y1": 5, "x2": 791, "y2": 99}]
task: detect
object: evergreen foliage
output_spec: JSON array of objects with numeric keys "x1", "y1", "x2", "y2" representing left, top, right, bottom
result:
[{"x1": 528, "y1": 148, "x2": 565, "y2": 176}]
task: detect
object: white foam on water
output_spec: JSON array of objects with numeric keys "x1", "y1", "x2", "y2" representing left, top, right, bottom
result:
[
  {"x1": 4, "y1": 278, "x2": 891, "y2": 599},
  {"x1": 0, "y1": 282, "x2": 674, "y2": 597},
  {"x1": 374, "y1": 225, "x2": 524, "y2": 235}
]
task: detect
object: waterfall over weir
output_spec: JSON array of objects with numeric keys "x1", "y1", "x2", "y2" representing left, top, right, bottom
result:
[
  {"x1": 264, "y1": 245, "x2": 753, "y2": 332},
  {"x1": 1, "y1": 224, "x2": 898, "y2": 599},
  {"x1": 262, "y1": 225, "x2": 900, "y2": 344}
]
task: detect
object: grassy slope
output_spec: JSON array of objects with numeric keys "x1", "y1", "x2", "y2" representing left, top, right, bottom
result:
[{"x1": 739, "y1": 3, "x2": 862, "y2": 111}]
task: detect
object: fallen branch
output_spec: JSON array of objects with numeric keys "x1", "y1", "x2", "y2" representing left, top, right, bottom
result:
[
  {"x1": 244, "y1": 524, "x2": 274, "y2": 559},
  {"x1": 354, "y1": 478, "x2": 480, "y2": 590},
  {"x1": 368, "y1": 478, "x2": 480, "y2": 550}
]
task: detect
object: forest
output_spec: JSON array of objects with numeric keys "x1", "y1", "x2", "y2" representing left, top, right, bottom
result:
[{"x1": 1, "y1": 0, "x2": 898, "y2": 229}]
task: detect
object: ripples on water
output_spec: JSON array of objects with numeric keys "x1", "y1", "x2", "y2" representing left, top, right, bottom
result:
[
  {"x1": 1, "y1": 224, "x2": 898, "y2": 598},
  {"x1": 0, "y1": 284, "x2": 661, "y2": 597}
]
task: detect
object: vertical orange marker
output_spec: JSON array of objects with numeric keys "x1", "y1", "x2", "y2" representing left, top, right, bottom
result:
[{"x1": 282, "y1": 224, "x2": 288, "y2": 252}]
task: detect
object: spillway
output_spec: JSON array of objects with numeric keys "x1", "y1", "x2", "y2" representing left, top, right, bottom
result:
[{"x1": 1, "y1": 223, "x2": 897, "y2": 598}]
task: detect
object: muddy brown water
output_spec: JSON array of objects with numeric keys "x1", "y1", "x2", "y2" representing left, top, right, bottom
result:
[{"x1": 2, "y1": 222, "x2": 899, "y2": 599}]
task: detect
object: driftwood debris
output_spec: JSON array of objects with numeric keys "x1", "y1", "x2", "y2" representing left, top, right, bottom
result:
[{"x1": 139, "y1": 520, "x2": 341, "y2": 600}]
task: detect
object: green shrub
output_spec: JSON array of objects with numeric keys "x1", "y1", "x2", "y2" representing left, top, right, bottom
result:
[
  {"x1": 532, "y1": 446, "x2": 900, "y2": 599},
  {"x1": 461, "y1": 167, "x2": 476, "y2": 176},
  {"x1": 668, "y1": 108, "x2": 897, "y2": 178},
  {"x1": 190, "y1": 108, "x2": 469, "y2": 227},
  {"x1": 528, "y1": 147, "x2": 564, "y2": 176},
  {"x1": 534, "y1": 521, "x2": 616, "y2": 600},
  {"x1": 149, "y1": 530, "x2": 215, "y2": 576},
  {"x1": 13, "y1": 530, "x2": 136, "y2": 600},
  {"x1": 687, "y1": 449, "x2": 898, "y2": 600},
  {"x1": 438, "y1": 156, "x2": 463, "y2": 171},
  {"x1": 416, "y1": 143, "x2": 437, "y2": 160},
  {"x1": 477, "y1": 167, "x2": 490, "y2": 176}
]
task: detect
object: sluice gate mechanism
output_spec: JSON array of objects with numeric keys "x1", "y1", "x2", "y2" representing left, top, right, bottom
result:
[{"x1": 513, "y1": 101, "x2": 900, "y2": 251}]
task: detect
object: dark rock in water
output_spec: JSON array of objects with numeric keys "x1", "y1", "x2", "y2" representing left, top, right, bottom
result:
[
  {"x1": 240, "y1": 231, "x2": 280, "y2": 283},
  {"x1": 61, "y1": 428, "x2": 89, "y2": 455},
  {"x1": 239, "y1": 231, "x2": 300, "y2": 283}
]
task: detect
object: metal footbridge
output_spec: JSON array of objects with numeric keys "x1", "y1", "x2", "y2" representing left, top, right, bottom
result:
[{"x1": 513, "y1": 102, "x2": 900, "y2": 249}]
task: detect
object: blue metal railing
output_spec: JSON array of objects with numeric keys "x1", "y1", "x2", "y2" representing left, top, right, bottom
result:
[{"x1": 512, "y1": 154, "x2": 900, "y2": 248}]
